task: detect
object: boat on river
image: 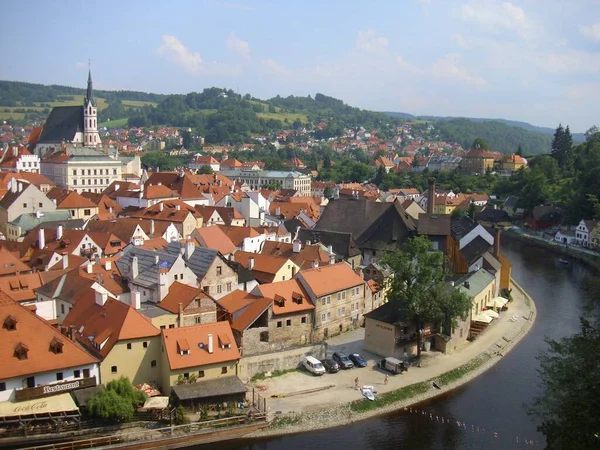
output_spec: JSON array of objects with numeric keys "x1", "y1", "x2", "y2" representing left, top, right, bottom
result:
[{"x1": 558, "y1": 258, "x2": 569, "y2": 265}]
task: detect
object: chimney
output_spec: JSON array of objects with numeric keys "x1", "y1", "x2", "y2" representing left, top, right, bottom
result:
[
  {"x1": 115, "y1": 183, "x2": 120, "y2": 191},
  {"x1": 61, "y1": 253, "x2": 69, "y2": 270},
  {"x1": 159, "y1": 202, "x2": 164, "y2": 212},
  {"x1": 185, "y1": 240, "x2": 195, "y2": 261},
  {"x1": 275, "y1": 207, "x2": 281, "y2": 216},
  {"x1": 12, "y1": 146, "x2": 18, "y2": 157},
  {"x1": 427, "y1": 177, "x2": 435, "y2": 215},
  {"x1": 464, "y1": 281, "x2": 470, "y2": 289},
  {"x1": 86, "y1": 261, "x2": 93, "y2": 274},
  {"x1": 292, "y1": 239, "x2": 301, "y2": 253},
  {"x1": 178, "y1": 302, "x2": 184, "y2": 328},
  {"x1": 149, "y1": 219, "x2": 155, "y2": 236},
  {"x1": 131, "y1": 255, "x2": 139, "y2": 279},
  {"x1": 17, "y1": 182, "x2": 23, "y2": 193},
  {"x1": 311, "y1": 260, "x2": 319, "y2": 268},
  {"x1": 248, "y1": 257, "x2": 255, "y2": 270},
  {"x1": 38, "y1": 228, "x2": 45, "y2": 250},
  {"x1": 108, "y1": 206, "x2": 113, "y2": 214},
  {"x1": 95, "y1": 290, "x2": 108, "y2": 307},
  {"x1": 494, "y1": 228, "x2": 501, "y2": 258},
  {"x1": 56, "y1": 225, "x2": 63, "y2": 240},
  {"x1": 104, "y1": 259, "x2": 112, "y2": 271},
  {"x1": 207, "y1": 333, "x2": 214, "y2": 354},
  {"x1": 158, "y1": 268, "x2": 169, "y2": 301},
  {"x1": 10, "y1": 177, "x2": 17, "y2": 193},
  {"x1": 175, "y1": 204, "x2": 181, "y2": 211},
  {"x1": 155, "y1": 254, "x2": 160, "y2": 265},
  {"x1": 131, "y1": 290, "x2": 141, "y2": 310}
]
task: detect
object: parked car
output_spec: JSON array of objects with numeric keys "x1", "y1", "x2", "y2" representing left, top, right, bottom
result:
[
  {"x1": 378, "y1": 357, "x2": 408, "y2": 374},
  {"x1": 302, "y1": 356, "x2": 326, "y2": 376},
  {"x1": 348, "y1": 353, "x2": 367, "y2": 367},
  {"x1": 332, "y1": 351, "x2": 354, "y2": 369},
  {"x1": 321, "y1": 359, "x2": 340, "y2": 373}
]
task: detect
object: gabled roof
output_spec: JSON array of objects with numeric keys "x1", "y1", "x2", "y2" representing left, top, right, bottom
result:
[
  {"x1": 363, "y1": 301, "x2": 409, "y2": 327},
  {"x1": 531, "y1": 205, "x2": 561, "y2": 221},
  {"x1": 230, "y1": 296, "x2": 272, "y2": 333},
  {"x1": 475, "y1": 207, "x2": 511, "y2": 224},
  {"x1": 116, "y1": 246, "x2": 179, "y2": 288},
  {"x1": 456, "y1": 268, "x2": 496, "y2": 297},
  {"x1": 0, "y1": 271, "x2": 64, "y2": 303},
  {"x1": 217, "y1": 290, "x2": 256, "y2": 314},
  {"x1": 460, "y1": 236, "x2": 493, "y2": 264},
  {"x1": 256, "y1": 279, "x2": 314, "y2": 315},
  {"x1": 217, "y1": 225, "x2": 261, "y2": 247},
  {"x1": 37, "y1": 106, "x2": 84, "y2": 143},
  {"x1": 144, "y1": 172, "x2": 205, "y2": 200},
  {"x1": 297, "y1": 228, "x2": 361, "y2": 259},
  {"x1": 417, "y1": 213, "x2": 452, "y2": 236},
  {"x1": 85, "y1": 218, "x2": 147, "y2": 243},
  {"x1": 162, "y1": 321, "x2": 240, "y2": 370},
  {"x1": 164, "y1": 241, "x2": 219, "y2": 279},
  {"x1": 298, "y1": 262, "x2": 364, "y2": 297},
  {"x1": 450, "y1": 216, "x2": 479, "y2": 239},
  {"x1": 194, "y1": 226, "x2": 237, "y2": 255},
  {"x1": 0, "y1": 247, "x2": 32, "y2": 276},
  {"x1": 260, "y1": 240, "x2": 330, "y2": 270},
  {"x1": 47, "y1": 188, "x2": 97, "y2": 209},
  {"x1": 0, "y1": 172, "x2": 55, "y2": 190},
  {"x1": 232, "y1": 251, "x2": 291, "y2": 283},
  {"x1": 63, "y1": 289, "x2": 160, "y2": 358},
  {"x1": 157, "y1": 282, "x2": 214, "y2": 314},
  {"x1": 0, "y1": 291, "x2": 98, "y2": 379}
]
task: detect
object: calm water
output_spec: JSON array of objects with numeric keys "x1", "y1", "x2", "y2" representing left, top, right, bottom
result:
[{"x1": 200, "y1": 238, "x2": 595, "y2": 450}]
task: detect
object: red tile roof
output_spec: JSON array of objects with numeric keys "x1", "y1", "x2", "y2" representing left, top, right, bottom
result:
[
  {"x1": 298, "y1": 262, "x2": 364, "y2": 297},
  {"x1": 256, "y1": 279, "x2": 314, "y2": 315}
]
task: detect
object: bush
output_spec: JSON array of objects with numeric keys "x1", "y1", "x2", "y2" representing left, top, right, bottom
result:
[
  {"x1": 88, "y1": 390, "x2": 135, "y2": 422},
  {"x1": 174, "y1": 405, "x2": 188, "y2": 425}
]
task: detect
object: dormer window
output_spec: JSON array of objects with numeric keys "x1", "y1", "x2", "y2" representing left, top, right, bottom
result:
[
  {"x1": 177, "y1": 339, "x2": 190, "y2": 356},
  {"x1": 3, "y1": 316, "x2": 17, "y2": 331},
  {"x1": 50, "y1": 337, "x2": 64, "y2": 354},
  {"x1": 14, "y1": 342, "x2": 29, "y2": 360}
]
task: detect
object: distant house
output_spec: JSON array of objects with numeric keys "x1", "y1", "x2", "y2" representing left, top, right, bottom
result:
[
  {"x1": 502, "y1": 196, "x2": 524, "y2": 218},
  {"x1": 475, "y1": 207, "x2": 512, "y2": 229},
  {"x1": 554, "y1": 229, "x2": 576, "y2": 245},
  {"x1": 575, "y1": 219, "x2": 598, "y2": 248},
  {"x1": 525, "y1": 206, "x2": 562, "y2": 231}
]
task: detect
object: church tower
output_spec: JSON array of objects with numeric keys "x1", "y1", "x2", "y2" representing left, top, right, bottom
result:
[{"x1": 83, "y1": 68, "x2": 100, "y2": 147}]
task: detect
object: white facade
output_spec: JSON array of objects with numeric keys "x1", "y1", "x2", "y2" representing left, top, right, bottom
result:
[
  {"x1": 14, "y1": 153, "x2": 41, "y2": 173},
  {"x1": 575, "y1": 219, "x2": 595, "y2": 247},
  {"x1": 0, "y1": 363, "x2": 100, "y2": 402},
  {"x1": 219, "y1": 169, "x2": 312, "y2": 196}
]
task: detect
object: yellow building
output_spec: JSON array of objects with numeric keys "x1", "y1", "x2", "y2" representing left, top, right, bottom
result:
[
  {"x1": 46, "y1": 188, "x2": 99, "y2": 220},
  {"x1": 232, "y1": 251, "x2": 300, "y2": 283},
  {"x1": 62, "y1": 289, "x2": 162, "y2": 386},
  {"x1": 456, "y1": 268, "x2": 497, "y2": 320},
  {"x1": 591, "y1": 223, "x2": 600, "y2": 251},
  {"x1": 500, "y1": 154, "x2": 526, "y2": 172}
]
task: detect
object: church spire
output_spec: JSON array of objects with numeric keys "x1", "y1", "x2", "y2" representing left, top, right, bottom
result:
[{"x1": 85, "y1": 61, "x2": 95, "y2": 107}]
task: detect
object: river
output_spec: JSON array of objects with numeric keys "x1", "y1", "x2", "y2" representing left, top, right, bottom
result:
[{"x1": 198, "y1": 238, "x2": 596, "y2": 450}]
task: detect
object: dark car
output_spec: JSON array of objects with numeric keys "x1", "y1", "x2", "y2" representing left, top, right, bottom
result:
[
  {"x1": 348, "y1": 353, "x2": 368, "y2": 367},
  {"x1": 321, "y1": 359, "x2": 340, "y2": 373},
  {"x1": 332, "y1": 352, "x2": 354, "y2": 369}
]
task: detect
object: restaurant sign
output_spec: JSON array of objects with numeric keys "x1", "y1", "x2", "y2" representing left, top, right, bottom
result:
[{"x1": 15, "y1": 377, "x2": 97, "y2": 401}]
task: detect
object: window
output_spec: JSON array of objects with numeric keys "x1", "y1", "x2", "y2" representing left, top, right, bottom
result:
[
  {"x1": 26, "y1": 376, "x2": 35, "y2": 388},
  {"x1": 160, "y1": 325, "x2": 166, "y2": 330},
  {"x1": 73, "y1": 169, "x2": 77, "y2": 175},
  {"x1": 216, "y1": 285, "x2": 222, "y2": 294},
  {"x1": 282, "y1": 276, "x2": 285, "y2": 280},
  {"x1": 277, "y1": 321, "x2": 282, "y2": 328},
  {"x1": 61, "y1": 304, "x2": 65, "y2": 314},
  {"x1": 195, "y1": 316, "x2": 202, "y2": 324},
  {"x1": 341, "y1": 291, "x2": 346, "y2": 300},
  {"x1": 151, "y1": 360, "x2": 157, "y2": 367},
  {"x1": 198, "y1": 370, "x2": 205, "y2": 378},
  {"x1": 217, "y1": 266, "x2": 222, "y2": 275},
  {"x1": 183, "y1": 372, "x2": 189, "y2": 379},
  {"x1": 143, "y1": 341, "x2": 148, "y2": 348},
  {"x1": 113, "y1": 169, "x2": 117, "y2": 175},
  {"x1": 260, "y1": 331, "x2": 269, "y2": 342},
  {"x1": 286, "y1": 319, "x2": 292, "y2": 326},
  {"x1": 111, "y1": 366, "x2": 117, "y2": 373},
  {"x1": 321, "y1": 298, "x2": 326, "y2": 306},
  {"x1": 0, "y1": 382, "x2": 5, "y2": 392},
  {"x1": 203, "y1": 286, "x2": 210, "y2": 294},
  {"x1": 169, "y1": 324, "x2": 175, "y2": 328},
  {"x1": 226, "y1": 282, "x2": 232, "y2": 292},
  {"x1": 221, "y1": 366, "x2": 228, "y2": 374},
  {"x1": 38, "y1": 202, "x2": 43, "y2": 207},
  {"x1": 73, "y1": 180, "x2": 77, "y2": 185},
  {"x1": 83, "y1": 368, "x2": 90, "y2": 378},
  {"x1": 326, "y1": 296, "x2": 330, "y2": 305},
  {"x1": 23, "y1": 203, "x2": 27, "y2": 208},
  {"x1": 327, "y1": 312, "x2": 331, "y2": 321},
  {"x1": 301, "y1": 316, "x2": 307, "y2": 324},
  {"x1": 127, "y1": 343, "x2": 132, "y2": 350},
  {"x1": 74, "y1": 370, "x2": 81, "y2": 378},
  {"x1": 87, "y1": 170, "x2": 91, "y2": 175},
  {"x1": 351, "y1": 303, "x2": 355, "y2": 311},
  {"x1": 56, "y1": 372, "x2": 63, "y2": 381},
  {"x1": 94, "y1": 169, "x2": 97, "y2": 175},
  {"x1": 174, "y1": 274, "x2": 178, "y2": 281}
]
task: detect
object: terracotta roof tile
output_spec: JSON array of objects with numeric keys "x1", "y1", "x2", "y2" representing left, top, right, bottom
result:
[
  {"x1": 256, "y1": 279, "x2": 314, "y2": 315},
  {"x1": 194, "y1": 226, "x2": 237, "y2": 255},
  {"x1": 157, "y1": 281, "x2": 214, "y2": 314},
  {"x1": 216, "y1": 290, "x2": 255, "y2": 314},
  {"x1": 46, "y1": 188, "x2": 97, "y2": 209},
  {"x1": 0, "y1": 291, "x2": 98, "y2": 379},
  {"x1": 298, "y1": 262, "x2": 364, "y2": 297}
]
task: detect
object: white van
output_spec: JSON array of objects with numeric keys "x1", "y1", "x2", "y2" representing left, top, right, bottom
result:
[{"x1": 302, "y1": 356, "x2": 326, "y2": 376}]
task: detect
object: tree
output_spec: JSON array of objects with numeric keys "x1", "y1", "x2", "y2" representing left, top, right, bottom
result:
[
  {"x1": 197, "y1": 164, "x2": 214, "y2": 174},
  {"x1": 516, "y1": 144, "x2": 523, "y2": 156},
  {"x1": 527, "y1": 318, "x2": 600, "y2": 449},
  {"x1": 381, "y1": 236, "x2": 471, "y2": 359},
  {"x1": 585, "y1": 125, "x2": 599, "y2": 141},
  {"x1": 471, "y1": 137, "x2": 489, "y2": 150},
  {"x1": 87, "y1": 377, "x2": 147, "y2": 422},
  {"x1": 324, "y1": 186, "x2": 333, "y2": 198},
  {"x1": 551, "y1": 124, "x2": 573, "y2": 167}
]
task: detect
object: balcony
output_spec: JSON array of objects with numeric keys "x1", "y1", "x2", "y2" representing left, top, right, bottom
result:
[{"x1": 81, "y1": 246, "x2": 98, "y2": 256}]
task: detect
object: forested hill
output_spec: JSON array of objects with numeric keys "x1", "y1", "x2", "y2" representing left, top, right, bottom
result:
[{"x1": 0, "y1": 80, "x2": 165, "y2": 105}]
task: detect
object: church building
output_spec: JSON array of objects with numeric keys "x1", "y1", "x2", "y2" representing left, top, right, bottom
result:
[{"x1": 34, "y1": 70, "x2": 102, "y2": 157}]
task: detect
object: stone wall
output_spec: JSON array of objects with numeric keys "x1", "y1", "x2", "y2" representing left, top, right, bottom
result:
[{"x1": 237, "y1": 343, "x2": 328, "y2": 382}]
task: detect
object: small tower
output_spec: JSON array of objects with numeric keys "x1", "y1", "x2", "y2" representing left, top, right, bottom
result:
[{"x1": 83, "y1": 66, "x2": 100, "y2": 147}]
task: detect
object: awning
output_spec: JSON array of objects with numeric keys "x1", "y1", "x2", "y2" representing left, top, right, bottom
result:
[
  {"x1": 483, "y1": 309, "x2": 499, "y2": 319},
  {"x1": 473, "y1": 313, "x2": 493, "y2": 324},
  {"x1": 0, "y1": 393, "x2": 77, "y2": 418},
  {"x1": 142, "y1": 396, "x2": 169, "y2": 410},
  {"x1": 172, "y1": 376, "x2": 247, "y2": 401},
  {"x1": 486, "y1": 296, "x2": 509, "y2": 309}
]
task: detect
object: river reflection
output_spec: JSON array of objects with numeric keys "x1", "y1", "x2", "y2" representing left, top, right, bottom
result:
[{"x1": 197, "y1": 238, "x2": 595, "y2": 450}]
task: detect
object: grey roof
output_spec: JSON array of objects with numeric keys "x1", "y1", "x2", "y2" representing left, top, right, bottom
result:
[
  {"x1": 164, "y1": 241, "x2": 218, "y2": 279},
  {"x1": 171, "y1": 376, "x2": 247, "y2": 401},
  {"x1": 38, "y1": 106, "x2": 84, "y2": 144},
  {"x1": 10, "y1": 211, "x2": 72, "y2": 235},
  {"x1": 65, "y1": 147, "x2": 117, "y2": 162},
  {"x1": 369, "y1": 262, "x2": 393, "y2": 277},
  {"x1": 531, "y1": 205, "x2": 561, "y2": 221},
  {"x1": 138, "y1": 302, "x2": 172, "y2": 319},
  {"x1": 116, "y1": 246, "x2": 179, "y2": 288},
  {"x1": 460, "y1": 236, "x2": 492, "y2": 264},
  {"x1": 85, "y1": 69, "x2": 95, "y2": 107},
  {"x1": 219, "y1": 169, "x2": 307, "y2": 179},
  {"x1": 39, "y1": 218, "x2": 86, "y2": 230},
  {"x1": 475, "y1": 207, "x2": 511, "y2": 224},
  {"x1": 451, "y1": 216, "x2": 478, "y2": 239},
  {"x1": 503, "y1": 196, "x2": 519, "y2": 208},
  {"x1": 456, "y1": 268, "x2": 495, "y2": 297},
  {"x1": 482, "y1": 252, "x2": 502, "y2": 273},
  {"x1": 297, "y1": 228, "x2": 361, "y2": 259},
  {"x1": 417, "y1": 213, "x2": 452, "y2": 236},
  {"x1": 227, "y1": 261, "x2": 256, "y2": 284},
  {"x1": 364, "y1": 301, "x2": 409, "y2": 327}
]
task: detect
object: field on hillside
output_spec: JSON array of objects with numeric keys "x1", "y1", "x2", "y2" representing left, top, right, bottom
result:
[
  {"x1": 98, "y1": 118, "x2": 129, "y2": 128},
  {"x1": 257, "y1": 111, "x2": 308, "y2": 123}
]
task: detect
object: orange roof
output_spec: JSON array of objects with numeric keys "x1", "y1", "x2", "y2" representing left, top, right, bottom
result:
[
  {"x1": 260, "y1": 240, "x2": 330, "y2": 270},
  {"x1": 504, "y1": 154, "x2": 525, "y2": 164},
  {"x1": 0, "y1": 247, "x2": 31, "y2": 276},
  {"x1": 157, "y1": 281, "x2": 214, "y2": 314},
  {"x1": 162, "y1": 321, "x2": 240, "y2": 370},
  {"x1": 194, "y1": 226, "x2": 237, "y2": 255},
  {"x1": 217, "y1": 290, "x2": 256, "y2": 314},
  {"x1": 298, "y1": 262, "x2": 364, "y2": 297},
  {"x1": 144, "y1": 184, "x2": 177, "y2": 199},
  {"x1": 137, "y1": 237, "x2": 169, "y2": 250},
  {"x1": 233, "y1": 251, "x2": 291, "y2": 282},
  {"x1": 0, "y1": 271, "x2": 64, "y2": 302},
  {"x1": 0, "y1": 291, "x2": 98, "y2": 379},
  {"x1": 230, "y1": 296, "x2": 272, "y2": 332},
  {"x1": 46, "y1": 188, "x2": 97, "y2": 209},
  {"x1": 257, "y1": 279, "x2": 314, "y2": 315},
  {"x1": 27, "y1": 126, "x2": 43, "y2": 146},
  {"x1": 0, "y1": 172, "x2": 55, "y2": 190},
  {"x1": 63, "y1": 290, "x2": 160, "y2": 358},
  {"x1": 218, "y1": 225, "x2": 261, "y2": 247}
]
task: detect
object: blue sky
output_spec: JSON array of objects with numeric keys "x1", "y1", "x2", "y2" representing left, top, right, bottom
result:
[{"x1": 1, "y1": 0, "x2": 599, "y2": 131}]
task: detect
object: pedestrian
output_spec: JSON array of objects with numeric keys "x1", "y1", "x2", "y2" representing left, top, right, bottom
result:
[
  {"x1": 354, "y1": 377, "x2": 359, "y2": 390},
  {"x1": 384, "y1": 374, "x2": 389, "y2": 385}
]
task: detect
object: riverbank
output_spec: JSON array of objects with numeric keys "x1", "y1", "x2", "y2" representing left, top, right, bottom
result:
[
  {"x1": 504, "y1": 229, "x2": 600, "y2": 271},
  {"x1": 247, "y1": 279, "x2": 536, "y2": 438}
]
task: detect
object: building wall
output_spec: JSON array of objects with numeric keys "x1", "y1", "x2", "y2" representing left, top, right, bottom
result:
[
  {"x1": 100, "y1": 336, "x2": 161, "y2": 386},
  {"x1": 434, "y1": 315, "x2": 470, "y2": 354},
  {"x1": 498, "y1": 252, "x2": 512, "y2": 291},
  {"x1": 311, "y1": 283, "x2": 365, "y2": 341},
  {"x1": 0, "y1": 363, "x2": 99, "y2": 402},
  {"x1": 200, "y1": 257, "x2": 238, "y2": 300},
  {"x1": 272, "y1": 261, "x2": 300, "y2": 283},
  {"x1": 0, "y1": 184, "x2": 57, "y2": 235},
  {"x1": 363, "y1": 318, "x2": 396, "y2": 357},
  {"x1": 469, "y1": 280, "x2": 496, "y2": 318},
  {"x1": 41, "y1": 160, "x2": 122, "y2": 194},
  {"x1": 149, "y1": 312, "x2": 178, "y2": 330},
  {"x1": 236, "y1": 343, "x2": 327, "y2": 382},
  {"x1": 160, "y1": 358, "x2": 238, "y2": 395}
]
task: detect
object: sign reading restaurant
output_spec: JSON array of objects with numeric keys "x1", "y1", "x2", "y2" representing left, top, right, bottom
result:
[{"x1": 14, "y1": 377, "x2": 97, "y2": 402}]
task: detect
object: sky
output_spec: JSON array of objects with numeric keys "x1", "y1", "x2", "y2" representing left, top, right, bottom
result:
[{"x1": 1, "y1": 0, "x2": 599, "y2": 131}]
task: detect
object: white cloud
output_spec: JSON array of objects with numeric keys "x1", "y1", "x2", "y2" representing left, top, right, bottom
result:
[
  {"x1": 156, "y1": 35, "x2": 240, "y2": 76},
  {"x1": 75, "y1": 62, "x2": 87, "y2": 70},
  {"x1": 580, "y1": 23, "x2": 600, "y2": 42},
  {"x1": 431, "y1": 53, "x2": 487, "y2": 87},
  {"x1": 461, "y1": 1, "x2": 539, "y2": 42},
  {"x1": 356, "y1": 30, "x2": 389, "y2": 56},
  {"x1": 536, "y1": 51, "x2": 600, "y2": 74},
  {"x1": 396, "y1": 55, "x2": 420, "y2": 74},
  {"x1": 226, "y1": 32, "x2": 250, "y2": 58},
  {"x1": 261, "y1": 58, "x2": 290, "y2": 75}
]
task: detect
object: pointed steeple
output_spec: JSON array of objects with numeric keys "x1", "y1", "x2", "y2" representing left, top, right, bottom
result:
[{"x1": 85, "y1": 62, "x2": 95, "y2": 107}]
